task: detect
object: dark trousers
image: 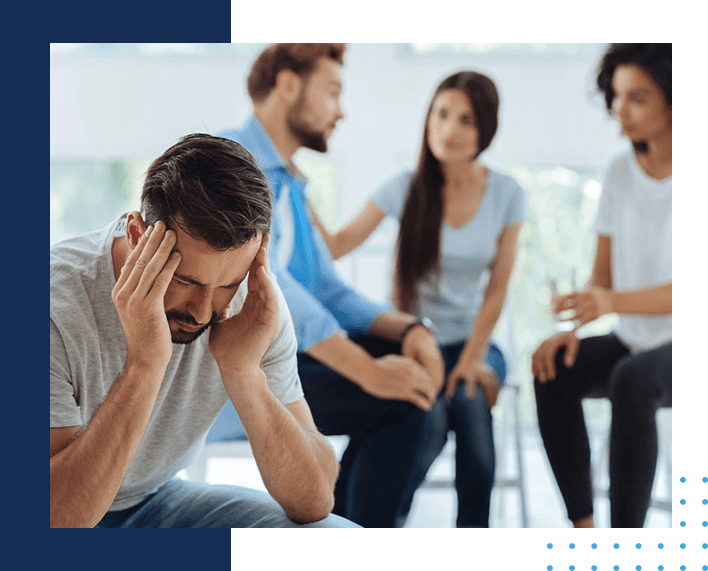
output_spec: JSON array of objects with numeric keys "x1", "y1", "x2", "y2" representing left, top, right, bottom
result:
[
  {"x1": 297, "y1": 334, "x2": 427, "y2": 528},
  {"x1": 533, "y1": 334, "x2": 672, "y2": 527}
]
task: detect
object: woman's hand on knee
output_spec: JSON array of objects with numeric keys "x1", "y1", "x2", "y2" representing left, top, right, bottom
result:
[{"x1": 446, "y1": 358, "x2": 500, "y2": 407}]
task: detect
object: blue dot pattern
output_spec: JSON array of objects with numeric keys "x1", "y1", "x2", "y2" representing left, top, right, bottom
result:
[{"x1": 545, "y1": 476, "x2": 696, "y2": 571}]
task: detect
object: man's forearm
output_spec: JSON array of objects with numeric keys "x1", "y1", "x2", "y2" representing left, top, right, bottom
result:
[
  {"x1": 369, "y1": 310, "x2": 417, "y2": 342},
  {"x1": 223, "y1": 370, "x2": 338, "y2": 523},
  {"x1": 304, "y1": 332, "x2": 380, "y2": 390},
  {"x1": 50, "y1": 362, "x2": 164, "y2": 528}
]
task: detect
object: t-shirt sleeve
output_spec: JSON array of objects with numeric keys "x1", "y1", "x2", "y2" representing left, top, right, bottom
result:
[
  {"x1": 370, "y1": 170, "x2": 413, "y2": 220},
  {"x1": 50, "y1": 317, "x2": 83, "y2": 428},
  {"x1": 505, "y1": 176, "x2": 529, "y2": 226},
  {"x1": 594, "y1": 162, "x2": 616, "y2": 236},
  {"x1": 260, "y1": 279, "x2": 305, "y2": 406}
]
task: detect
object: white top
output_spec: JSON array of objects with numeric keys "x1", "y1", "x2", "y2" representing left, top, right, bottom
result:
[{"x1": 594, "y1": 147, "x2": 672, "y2": 353}]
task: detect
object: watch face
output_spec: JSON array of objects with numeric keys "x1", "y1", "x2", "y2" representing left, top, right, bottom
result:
[
  {"x1": 421, "y1": 317, "x2": 437, "y2": 336},
  {"x1": 402, "y1": 317, "x2": 437, "y2": 341}
]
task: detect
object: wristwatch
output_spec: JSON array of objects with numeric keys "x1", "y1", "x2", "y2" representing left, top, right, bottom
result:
[{"x1": 401, "y1": 316, "x2": 437, "y2": 341}]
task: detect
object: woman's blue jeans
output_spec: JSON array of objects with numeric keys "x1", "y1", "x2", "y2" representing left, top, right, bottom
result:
[{"x1": 397, "y1": 342, "x2": 506, "y2": 527}]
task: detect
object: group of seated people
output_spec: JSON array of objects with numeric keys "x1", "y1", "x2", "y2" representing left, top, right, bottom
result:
[{"x1": 50, "y1": 42, "x2": 672, "y2": 529}]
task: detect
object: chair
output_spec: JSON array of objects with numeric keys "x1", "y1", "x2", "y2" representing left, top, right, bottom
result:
[
  {"x1": 184, "y1": 403, "x2": 250, "y2": 483},
  {"x1": 418, "y1": 383, "x2": 527, "y2": 526}
]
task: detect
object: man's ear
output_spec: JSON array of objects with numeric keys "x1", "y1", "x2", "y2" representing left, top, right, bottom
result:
[
  {"x1": 274, "y1": 68, "x2": 303, "y2": 106},
  {"x1": 125, "y1": 211, "x2": 147, "y2": 250}
]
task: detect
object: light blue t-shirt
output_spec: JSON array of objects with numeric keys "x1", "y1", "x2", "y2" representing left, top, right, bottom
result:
[{"x1": 372, "y1": 168, "x2": 528, "y2": 345}]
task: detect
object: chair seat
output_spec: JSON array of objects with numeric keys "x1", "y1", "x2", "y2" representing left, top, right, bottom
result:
[{"x1": 206, "y1": 402, "x2": 248, "y2": 443}]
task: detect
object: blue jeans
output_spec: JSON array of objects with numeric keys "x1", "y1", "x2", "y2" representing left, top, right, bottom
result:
[
  {"x1": 297, "y1": 334, "x2": 428, "y2": 528},
  {"x1": 397, "y1": 342, "x2": 506, "y2": 527},
  {"x1": 534, "y1": 334, "x2": 671, "y2": 527},
  {"x1": 95, "y1": 478, "x2": 359, "y2": 528}
]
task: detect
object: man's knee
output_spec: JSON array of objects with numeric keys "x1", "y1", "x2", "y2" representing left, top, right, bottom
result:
[{"x1": 302, "y1": 513, "x2": 361, "y2": 528}]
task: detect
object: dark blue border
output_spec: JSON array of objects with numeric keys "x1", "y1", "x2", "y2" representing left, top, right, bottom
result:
[{"x1": 38, "y1": 0, "x2": 231, "y2": 571}]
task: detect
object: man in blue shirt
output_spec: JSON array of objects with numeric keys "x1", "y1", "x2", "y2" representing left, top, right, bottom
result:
[{"x1": 222, "y1": 44, "x2": 445, "y2": 527}]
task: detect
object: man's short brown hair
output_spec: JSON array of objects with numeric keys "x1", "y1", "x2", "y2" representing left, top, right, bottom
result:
[
  {"x1": 141, "y1": 134, "x2": 272, "y2": 251},
  {"x1": 247, "y1": 43, "x2": 346, "y2": 103}
]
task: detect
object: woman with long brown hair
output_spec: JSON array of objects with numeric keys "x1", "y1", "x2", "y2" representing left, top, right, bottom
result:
[{"x1": 312, "y1": 71, "x2": 527, "y2": 526}]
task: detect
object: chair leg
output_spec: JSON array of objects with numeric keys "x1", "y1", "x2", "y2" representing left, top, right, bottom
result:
[
  {"x1": 493, "y1": 384, "x2": 528, "y2": 528},
  {"x1": 512, "y1": 385, "x2": 528, "y2": 528}
]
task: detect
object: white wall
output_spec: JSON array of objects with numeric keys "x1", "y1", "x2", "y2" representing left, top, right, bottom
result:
[{"x1": 50, "y1": 43, "x2": 624, "y2": 225}]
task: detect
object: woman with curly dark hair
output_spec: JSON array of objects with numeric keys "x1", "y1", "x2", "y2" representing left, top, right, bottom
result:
[{"x1": 532, "y1": 43, "x2": 672, "y2": 528}]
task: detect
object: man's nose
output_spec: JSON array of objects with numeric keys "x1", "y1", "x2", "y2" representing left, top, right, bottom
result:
[{"x1": 188, "y1": 289, "x2": 215, "y2": 325}]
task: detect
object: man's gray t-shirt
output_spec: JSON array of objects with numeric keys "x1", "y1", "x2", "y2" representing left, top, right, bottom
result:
[{"x1": 50, "y1": 214, "x2": 304, "y2": 511}]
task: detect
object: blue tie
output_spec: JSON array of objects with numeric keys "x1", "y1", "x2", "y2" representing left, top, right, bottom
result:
[{"x1": 285, "y1": 177, "x2": 318, "y2": 290}]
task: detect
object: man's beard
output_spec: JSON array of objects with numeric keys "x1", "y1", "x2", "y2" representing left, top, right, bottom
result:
[
  {"x1": 165, "y1": 309, "x2": 219, "y2": 345},
  {"x1": 287, "y1": 98, "x2": 328, "y2": 153}
]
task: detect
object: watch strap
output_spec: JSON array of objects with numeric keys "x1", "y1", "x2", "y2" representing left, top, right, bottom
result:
[{"x1": 400, "y1": 318, "x2": 433, "y2": 341}]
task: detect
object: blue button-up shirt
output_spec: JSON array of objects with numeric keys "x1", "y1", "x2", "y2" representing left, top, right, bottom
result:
[{"x1": 221, "y1": 115, "x2": 391, "y2": 352}]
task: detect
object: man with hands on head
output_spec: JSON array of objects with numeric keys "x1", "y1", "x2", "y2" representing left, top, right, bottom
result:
[
  {"x1": 221, "y1": 43, "x2": 445, "y2": 527},
  {"x1": 50, "y1": 134, "x2": 356, "y2": 528}
]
